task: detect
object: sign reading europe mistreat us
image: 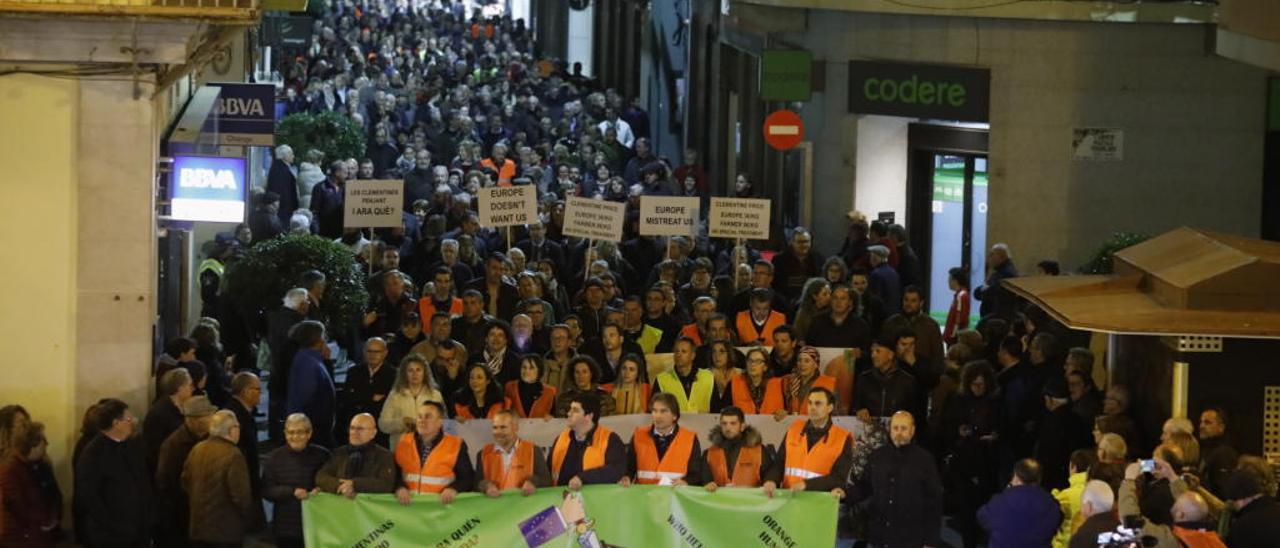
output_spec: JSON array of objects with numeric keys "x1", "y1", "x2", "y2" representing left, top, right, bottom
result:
[
  {"x1": 563, "y1": 196, "x2": 626, "y2": 241},
  {"x1": 477, "y1": 185, "x2": 538, "y2": 227},
  {"x1": 206, "y1": 83, "x2": 276, "y2": 146},
  {"x1": 344, "y1": 179, "x2": 403, "y2": 228},
  {"x1": 303, "y1": 486, "x2": 837, "y2": 548},
  {"x1": 847, "y1": 60, "x2": 990, "y2": 123},
  {"x1": 639, "y1": 196, "x2": 699, "y2": 236},
  {"x1": 169, "y1": 155, "x2": 247, "y2": 224},
  {"x1": 709, "y1": 197, "x2": 771, "y2": 239},
  {"x1": 761, "y1": 49, "x2": 813, "y2": 102}
]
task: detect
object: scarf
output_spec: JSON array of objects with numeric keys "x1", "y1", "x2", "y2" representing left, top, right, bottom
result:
[
  {"x1": 484, "y1": 349, "x2": 504, "y2": 378},
  {"x1": 788, "y1": 346, "x2": 822, "y2": 407}
]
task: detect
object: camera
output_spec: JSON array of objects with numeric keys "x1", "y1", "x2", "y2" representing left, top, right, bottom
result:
[
  {"x1": 1140, "y1": 459, "x2": 1155, "y2": 473},
  {"x1": 1097, "y1": 516, "x2": 1156, "y2": 547}
]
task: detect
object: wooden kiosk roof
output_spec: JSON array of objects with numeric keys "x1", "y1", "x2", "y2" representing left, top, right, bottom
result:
[{"x1": 1003, "y1": 228, "x2": 1280, "y2": 338}]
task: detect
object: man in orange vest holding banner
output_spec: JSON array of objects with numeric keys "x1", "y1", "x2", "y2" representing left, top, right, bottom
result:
[
  {"x1": 477, "y1": 409, "x2": 551, "y2": 497},
  {"x1": 549, "y1": 392, "x2": 626, "y2": 490},
  {"x1": 622, "y1": 393, "x2": 703, "y2": 487},
  {"x1": 703, "y1": 406, "x2": 773, "y2": 491},
  {"x1": 393, "y1": 401, "x2": 474, "y2": 505},
  {"x1": 735, "y1": 288, "x2": 786, "y2": 347},
  {"x1": 763, "y1": 387, "x2": 851, "y2": 499}
]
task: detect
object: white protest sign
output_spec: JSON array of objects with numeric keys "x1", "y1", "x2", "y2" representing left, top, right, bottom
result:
[
  {"x1": 476, "y1": 185, "x2": 538, "y2": 228},
  {"x1": 638, "y1": 195, "x2": 699, "y2": 237},
  {"x1": 708, "y1": 197, "x2": 771, "y2": 239},
  {"x1": 563, "y1": 195, "x2": 626, "y2": 242},
  {"x1": 343, "y1": 179, "x2": 403, "y2": 228}
]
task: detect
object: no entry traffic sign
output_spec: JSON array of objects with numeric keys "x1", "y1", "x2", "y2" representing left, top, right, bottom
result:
[{"x1": 764, "y1": 109, "x2": 804, "y2": 151}]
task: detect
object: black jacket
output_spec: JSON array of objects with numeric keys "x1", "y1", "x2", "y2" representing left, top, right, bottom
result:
[
  {"x1": 228, "y1": 399, "x2": 261, "y2": 501},
  {"x1": 266, "y1": 307, "x2": 307, "y2": 400},
  {"x1": 74, "y1": 434, "x2": 155, "y2": 545},
  {"x1": 515, "y1": 238, "x2": 566, "y2": 274},
  {"x1": 465, "y1": 278, "x2": 520, "y2": 321},
  {"x1": 1033, "y1": 404, "x2": 1093, "y2": 490},
  {"x1": 852, "y1": 366, "x2": 918, "y2": 419},
  {"x1": 806, "y1": 313, "x2": 871, "y2": 351},
  {"x1": 850, "y1": 442, "x2": 944, "y2": 548},
  {"x1": 1227, "y1": 495, "x2": 1280, "y2": 548},
  {"x1": 262, "y1": 444, "x2": 329, "y2": 540},
  {"x1": 266, "y1": 159, "x2": 299, "y2": 224},
  {"x1": 142, "y1": 398, "x2": 184, "y2": 471}
]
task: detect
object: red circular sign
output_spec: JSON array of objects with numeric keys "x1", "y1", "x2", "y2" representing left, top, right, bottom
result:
[{"x1": 763, "y1": 109, "x2": 804, "y2": 150}]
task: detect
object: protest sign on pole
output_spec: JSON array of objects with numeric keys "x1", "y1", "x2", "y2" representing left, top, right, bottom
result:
[
  {"x1": 563, "y1": 196, "x2": 625, "y2": 242},
  {"x1": 638, "y1": 195, "x2": 699, "y2": 237},
  {"x1": 343, "y1": 179, "x2": 403, "y2": 228},
  {"x1": 477, "y1": 185, "x2": 538, "y2": 228},
  {"x1": 708, "y1": 197, "x2": 771, "y2": 239}
]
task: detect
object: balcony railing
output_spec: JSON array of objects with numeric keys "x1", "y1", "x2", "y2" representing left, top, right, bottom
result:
[{"x1": 0, "y1": 0, "x2": 259, "y2": 21}]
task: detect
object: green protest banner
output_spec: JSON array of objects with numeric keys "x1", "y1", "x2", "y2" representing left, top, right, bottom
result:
[{"x1": 303, "y1": 484, "x2": 836, "y2": 547}]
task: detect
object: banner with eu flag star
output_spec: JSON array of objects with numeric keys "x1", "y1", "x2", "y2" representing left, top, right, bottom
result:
[{"x1": 302, "y1": 484, "x2": 835, "y2": 548}]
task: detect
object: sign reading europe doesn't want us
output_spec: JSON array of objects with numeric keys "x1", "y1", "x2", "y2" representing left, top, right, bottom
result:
[
  {"x1": 478, "y1": 185, "x2": 538, "y2": 227},
  {"x1": 709, "y1": 197, "x2": 771, "y2": 239},
  {"x1": 563, "y1": 196, "x2": 625, "y2": 242},
  {"x1": 639, "y1": 196, "x2": 699, "y2": 237},
  {"x1": 343, "y1": 179, "x2": 403, "y2": 228}
]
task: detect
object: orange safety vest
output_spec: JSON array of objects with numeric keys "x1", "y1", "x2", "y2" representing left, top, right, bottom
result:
[
  {"x1": 781, "y1": 420, "x2": 850, "y2": 488},
  {"x1": 479, "y1": 439, "x2": 537, "y2": 491},
  {"x1": 504, "y1": 381, "x2": 557, "y2": 418},
  {"x1": 730, "y1": 375, "x2": 785, "y2": 415},
  {"x1": 481, "y1": 158, "x2": 516, "y2": 186},
  {"x1": 785, "y1": 375, "x2": 837, "y2": 415},
  {"x1": 735, "y1": 310, "x2": 786, "y2": 347},
  {"x1": 1171, "y1": 527, "x2": 1227, "y2": 548},
  {"x1": 419, "y1": 297, "x2": 464, "y2": 321},
  {"x1": 706, "y1": 444, "x2": 763, "y2": 487},
  {"x1": 550, "y1": 426, "x2": 613, "y2": 485},
  {"x1": 454, "y1": 398, "x2": 508, "y2": 420},
  {"x1": 679, "y1": 323, "x2": 703, "y2": 346},
  {"x1": 631, "y1": 426, "x2": 696, "y2": 485},
  {"x1": 394, "y1": 432, "x2": 462, "y2": 493},
  {"x1": 601, "y1": 383, "x2": 652, "y2": 414}
]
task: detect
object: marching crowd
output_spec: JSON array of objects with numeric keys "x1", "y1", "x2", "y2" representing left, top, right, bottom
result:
[{"x1": 2, "y1": 1, "x2": 1280, "y2": 548}]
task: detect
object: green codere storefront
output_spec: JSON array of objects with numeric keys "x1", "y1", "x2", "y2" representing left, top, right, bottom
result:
[{"x1": 847, "y1": 60, "x2": 990, "y2": 123}]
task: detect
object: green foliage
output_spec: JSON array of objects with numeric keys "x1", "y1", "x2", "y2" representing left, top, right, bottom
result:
[
  {"x1": 223, "y1": 234, "x2": 367, "y2": 332},
  {"x1": 1080, "y1": 231, "x2": 1151, "y2": 275},
  {"x1": 275, "y1": 110, "x2": 365, "y2": 167}
]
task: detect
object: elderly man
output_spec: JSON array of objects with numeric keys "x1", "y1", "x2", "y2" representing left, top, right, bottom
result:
[
  {"x1": 851, "y1": 411, "x2": 943, "y2": 548},
  {"x1": 262, "y1": 414, "x2": 330, "y2": 548},
  {"x1": 182, "y1": 409, "x2": 254, "y2": 548},
  {"x1": 1069, "y1": 480, "x2": 1119, "y2": 548},
  {"x1": 316, "y1": 413, "x2": 396, "y2": 497},
  {"x1": 394, "y1": 401, "x2": 474, "y2": 505},
  {"x1": 267, "y1": 287, "x2": 310, "y2": 441},
  {"x1": 266, "y1": 144, "x2": 299, "y2": 225},
  {"x1": 867, "y1": 245, "x2": 902, "y2": 315},
  {"x1": 1119, "y1": 459, "x2": 1227, "y2": 547},
  {"x1": 764, "y1": 387, "x2": 851, "y2": 498},
  {"x1": 226, "y1": 372, "x2": 263, "y2": 515},
  {"x1": 145, "y1": 367, "x2": 195, "y2": 470},
  {"x1": 76, "y1": 399, "x2": 155, "y2": 547},
  {"x1": 974, "y1": 243, "x2": 1019, "y2": 320},
  {"x1": 154, "y1": 395, "x2": 217, "y2": 547},
  {"x1": 477, "y1": 409, "x2": 550, "y2": 497}
]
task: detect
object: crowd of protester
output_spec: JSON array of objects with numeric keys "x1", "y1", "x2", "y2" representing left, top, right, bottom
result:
[{"x1": 3, "y1": 2, "x2": 1280, "y2": 548}]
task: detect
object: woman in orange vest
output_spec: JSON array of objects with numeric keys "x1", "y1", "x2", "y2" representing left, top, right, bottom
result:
[
  {"x1": 781, "y1": 346, "x2": 837, "y2": 415},
  {"x1": 476, "y1": 409, "x2": 551, "y2": 497},
  {"x1": 602, "y1": 353, "x2": 650, "y2": 415},
  {"x1": 621, "y1": 393, "x2": 703, "y2": 487},
  {"x1": 708, "y1": 340, "x2": 743, "y2": 413},
  {"x1": 731, "y1": 348, "x2": 785, "y2": 416},
  {"x1": 452, "y1": 364, "x2": 509, "y2": 420},
  {"x1": 504, "y1": 355, "x2": 557, "y2": 418},
  {"x1": 763, "y1": 387, "x2": 851, "y2": 498},
  {"x1": 703, "y1": 406, "x2": 773, "y2": 490},
  {"x1": 393, "y1": 401, "x2": 474, "y2": 505}
]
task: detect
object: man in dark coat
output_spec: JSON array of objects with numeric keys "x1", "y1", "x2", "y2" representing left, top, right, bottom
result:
[
  {"x1": 248, "y1": 191, "x2": 285, "y2": 244},
  {"x1": 770, "y1": 228, "x2": 824, "y2": 302},
  {"x1": 515, "y1": 221, "x2": 565, "y2": 274},
  {"x1": 153, "y1": 396, "x2": 216, "y2": 547},
  {"x1": 267, "y1": 289, "x2": 309, "y2": 441},
  {"x1": 143, "y1": 368, "x2": 195, "y2": 471},
  {"x1": 227, "y1": 371, "x2": 264, "y2": 527},
  {"x1": 338, "y1": 337, "x2": 396, "y2": 445},
  {"x1": 849, "y1": 411, "x2": 943, "y2": 548},
  {"x1": 853, "y1": 336, "x2": 918, "y2": 421},
  {"x1": 1197, "y1": 406, "x2": 1239, "y2": 497},
  {"x1": 75, "y1": 399, "x2": 155, "y2": 547},
  {"x1": 974, "y1": 243, "x2": 1019, "y2": 320},
  {"x1": 978, "y1": 459, "x2": 1062, "y2": 548},
  {"x1": 262, "y1": 413, "x2": 330, "y2": 548},
  {"x1": 309, "y1": 160, "x2": 347, "y2": 239},
  {"x1": 1033, "y1": 378, "x2": 1094, "y2": 490},
  {"x1": 1223, "y1": 468, "x2": 1280, "y2": 548},
  {"x1": 266, "y1": 145, "x2": 299, "y2": 225}
]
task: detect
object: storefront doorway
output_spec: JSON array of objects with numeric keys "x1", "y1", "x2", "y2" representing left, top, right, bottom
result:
[{"x1": 906, "y1": 123, "x2": 989, "y2": 323}]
